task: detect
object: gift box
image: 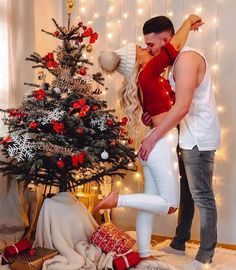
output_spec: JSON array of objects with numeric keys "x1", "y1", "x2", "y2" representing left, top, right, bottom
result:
[
  {"x1": 1, "y1": 239, "x2": 32, "y2": 265},
  {"x1": 90, "y1": 223, "x2": 136, "y2": 255},
  {"x1": 9, "y1": 247, "x2": 59, "y2": 270},
  {"x1": 113, "y1": 251, "x2": 141, "y2": 270}
]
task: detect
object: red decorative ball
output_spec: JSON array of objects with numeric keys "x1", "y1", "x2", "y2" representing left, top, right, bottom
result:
[
  {"x1": 120, "y1": 117, "x2": 128, "y2": 126},
  {"x1": 76, "y1": 127, "x2": 85, "y2": 135},
  {"x1": 92, "y1": 105, "x2": 98, "y2": 111},
  {"x1": 79, "y1": 68, "x2": 87, "y2": 76},
  {"x1": 29, "y1": 121, "x2": 38, "y2": 129},
  {"x1": 54, "y1": 31, "x2": 60, "y2": 37},
  {"x1": 107, "y1": 119, "x2": 113, "y2": 126},
  {"x1": 56, "y1": 159, "x2": 64, "y2": 169},
  {"x1": 111, "y1": 141, "x2": 116, "y2": 146},
  {"x1": 128, "y1": 137, "x2": 134, "y2": 144}
]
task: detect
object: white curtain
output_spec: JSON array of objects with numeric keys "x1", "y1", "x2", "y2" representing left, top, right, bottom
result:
[{"x1": 0, "y1": 0, "x2": 10, "y2": 137}]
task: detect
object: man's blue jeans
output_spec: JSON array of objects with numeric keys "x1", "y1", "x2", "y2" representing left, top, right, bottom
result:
[{"x1": 170, "y1": 145, "x2": 217, "y2": 263}]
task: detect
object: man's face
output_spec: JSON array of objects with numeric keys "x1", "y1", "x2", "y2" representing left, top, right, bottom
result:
[{"x1": 144, "y1": 32, "x2": 171, "y2": 56}]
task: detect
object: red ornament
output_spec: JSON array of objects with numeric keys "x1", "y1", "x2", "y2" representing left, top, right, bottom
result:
[
  {"x1": 76, "y1": 127, "x2": 85, "y2": 135},
  {"x1": 28, "y1": 249, "x2": 36, "y2": 257},
  {"x1": 56, "y1": 159, "x2": 64, "y2": 169},
  {"x1": 0, "y1": 136, "x2": 12, "y2": 145},
  {"x1": 82, "y1": 27, "x2": 93, "y2": 37},
  {"x1": 79, "y1": 68, "x2": 87, "y2": 76},
  {"x1": 89, "y1": 32, "x2": 98, "y2": 44},
  {"x1": 107, "y1": 119, "x2": 113, "y2": 126},
  {"x1": 128, "y1": 137, "x2": 134, "y2": 144},
  {"x1": 54, "y1": 31, "x2": 60, "y2": 37},
  {"x1": 72, "y1": 98, "x2": 86, "y2": 109},
  {"x1": 79, "y1": 110, "x2": 87, "y2": 117},
  {"x1": 81, "y1": 105, "x2": 90, "y2": 112},
  {"x1": 72, "y1": 152, "x2": 86, "y2": 167},
  {"x1": 34, "y1": 89, "x2": 46, "y2": 100},
  {"x1": 120, "y1": 117, "x2": 128, "y2": 126},
  {"x1": 92, "y1": 105, "x2": 98, "y2": 111},
  {"x1": 42, "y1": 52, "x2": 59, "y2": 69},
  {"x1": 52, "y1": 120, "x2": 65, "y2": 134},
  {"x1": 29, "y1": 121, "x2": 38, "y2": 129},
  {"x1": 8, "y1": 109, "x2": 25, "y2": 118},
  {"x1": 111, "y1": 141, "x2": 116, "y2": 146},
  {"x1": 119, "y1": 128, "x2": 125, "y2": 136}
]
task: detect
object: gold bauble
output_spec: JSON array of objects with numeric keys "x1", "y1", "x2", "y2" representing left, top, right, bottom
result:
[{"x1": 86, "y1": 44, "x2": 93, "y2": 53}]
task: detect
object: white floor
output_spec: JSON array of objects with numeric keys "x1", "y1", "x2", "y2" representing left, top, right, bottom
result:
[{"x1": 143, "y1": 239, "x2": 236, "y2": 270}]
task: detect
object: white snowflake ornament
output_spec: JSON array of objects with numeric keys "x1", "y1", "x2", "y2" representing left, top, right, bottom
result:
[{"x1": 101, "y1": 150, "x2": 109, "y2": 160}]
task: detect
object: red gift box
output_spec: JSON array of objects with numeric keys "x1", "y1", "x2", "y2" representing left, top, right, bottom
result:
[
  {"x1": 1, "y1": 239, "x2": 32, "y2": 265},
  {"x1": 90, "y1": 223, "x2": 136, "y2": 255},
  {"x1": 113, "y1": 251, "x2": 141, "y2": 270}
]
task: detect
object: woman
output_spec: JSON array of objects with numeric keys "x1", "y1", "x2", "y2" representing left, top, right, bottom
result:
[{"x1": 96, "y1": 15, "x2": 203, "y2": 260}]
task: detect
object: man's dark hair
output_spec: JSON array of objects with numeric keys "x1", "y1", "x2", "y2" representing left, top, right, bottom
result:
[{"x1": 143, "y1": 16, "x2": 175, "y2": 36}]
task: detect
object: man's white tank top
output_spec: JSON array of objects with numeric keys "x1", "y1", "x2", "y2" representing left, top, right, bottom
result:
[{"x1": 169, "y1": 47, "x2": 221, "y2": 151}]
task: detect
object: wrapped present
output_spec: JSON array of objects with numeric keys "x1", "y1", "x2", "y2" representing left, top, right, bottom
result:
[
  {"x1": 113, "y1": 251, "x2": 141, "y2": 270},
  {"x1": 9, "y1": 247, "x2": 59, "y2": 270},
  {"x1": 1, "y1": 239, "x2": 32, "y2": 265},
  {"x1": 90, "y1": 223, "x2": 136, "y2": 255}
]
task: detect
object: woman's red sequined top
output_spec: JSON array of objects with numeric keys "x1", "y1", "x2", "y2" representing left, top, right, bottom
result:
[{"x1": 138, "y1": 43, "x2": 179, "y2": 117}]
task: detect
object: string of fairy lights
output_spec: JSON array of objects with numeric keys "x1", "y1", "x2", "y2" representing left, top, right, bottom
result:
[{"x1": 75, "y1": 0, "x2": 224, "y2": 207}]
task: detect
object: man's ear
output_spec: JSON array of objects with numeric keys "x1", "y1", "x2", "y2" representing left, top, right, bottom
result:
[{"x1": 163, "y1": 37, "x2": 169, "y2": 45}]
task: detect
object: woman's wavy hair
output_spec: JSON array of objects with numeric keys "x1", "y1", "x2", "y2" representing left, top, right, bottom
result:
[{"x1": 120, "y1": 63, "x2": 142, "y2": 135}]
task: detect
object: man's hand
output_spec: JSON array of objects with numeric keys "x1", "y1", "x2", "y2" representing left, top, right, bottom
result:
[
  {"x1": 138, "y1": 133, "x2": 156, "y2": 161},
  {"x1": 141, "y1": 112, "x2": 153, "y2": 126}
]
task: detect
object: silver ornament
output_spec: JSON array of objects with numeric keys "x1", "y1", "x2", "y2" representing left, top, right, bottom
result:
[{"x1": 101, "y1": 150, "x2": 109, "y2": 160}]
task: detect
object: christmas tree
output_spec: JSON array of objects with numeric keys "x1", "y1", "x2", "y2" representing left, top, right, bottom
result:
[{"x1": 0, "y1": 3, "x2": 136, "y2": 195}]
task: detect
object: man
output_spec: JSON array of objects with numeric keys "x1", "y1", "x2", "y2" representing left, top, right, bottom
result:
[{"x1": 139, "y1": 16, "x2": 221, "y2": 270}]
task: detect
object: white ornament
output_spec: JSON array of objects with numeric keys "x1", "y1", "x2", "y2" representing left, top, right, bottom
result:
[
  {"x1": 54, "y1": 87, "x2": 61, "y2": 93},
  {"x1": 37, "y1": 108, "x2": 64, "y2": 124},
  {"x1": 90, "y1": 114, "x2": 109, "y2": 131},
  {"x1": 7, "y1": 134, "x2": 36, "y2": 162},
  {"x1": 101, "y1": 150, "x2": 109, "y2": 160}
]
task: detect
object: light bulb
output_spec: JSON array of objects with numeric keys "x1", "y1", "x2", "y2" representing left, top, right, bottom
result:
[
  {"x1": 137, "y1": 9, "x2": 143, "y2": 15},
  {"x1": 107, "y1": 33, "x2": 113, "y2": 39},
  {"x1": 123, "y1": 13, "x2": 128, "y2": 18},
  {"x1": 195, "y1": 7, "x2": 202, "y2": 14},
  {"x1": 168, "y1": 11, "x2": 173, "y2": 17},
  {"x1": 94, "y1": 13, "x2": 99, "y2": 18},
  {"x1": 80, "y1": 7, "x2": 86, "y2": 13}
]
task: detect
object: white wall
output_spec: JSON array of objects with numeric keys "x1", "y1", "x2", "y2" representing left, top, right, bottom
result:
[{"x1": 10, "y1": 0, "x2": 235, "y2": 245}]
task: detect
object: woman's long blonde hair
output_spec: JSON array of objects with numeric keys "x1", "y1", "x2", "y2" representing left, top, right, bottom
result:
[{"x1": 120, "y1": 63, "x2": 142, "y2": 135}]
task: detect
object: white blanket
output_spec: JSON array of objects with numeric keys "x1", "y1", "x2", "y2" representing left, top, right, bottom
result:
[{"x1": 34, "y1": 192, "x2": 114, "y2": 270}]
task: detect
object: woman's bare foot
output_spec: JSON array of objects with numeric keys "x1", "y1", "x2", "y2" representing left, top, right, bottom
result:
[{"x1": 93, "y1": 191, "x2": 119, "y2": 212}]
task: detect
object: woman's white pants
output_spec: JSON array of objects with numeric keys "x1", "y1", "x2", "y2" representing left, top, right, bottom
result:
[{"x1": 117, "y1": 128, "x2": 180, "y2": 257}]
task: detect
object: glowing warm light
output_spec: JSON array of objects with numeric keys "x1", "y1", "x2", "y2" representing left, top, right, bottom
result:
[
  {"x1": 138, "y1": 36, "x2": 142, "y2": 41},
  {"x1": 212, "y1": 17, "x2": 218, "y2": 24},
  {"x1": 217, "y1": 106, "x2": 224, "y2": 112},
  {"x1": 123, "y1": 13, "x2": 128, "y2": 18},
  {"x1": 117, "y1": 20, "x2": 121, "y2": 24},
  {"x1": 135, "y1": 172, "x2": 141, "y2": 178},
  {"x1": 92, "y1": 186, "x2": 98, "y2": 190},
  {"x1": 94, "y1": 13, "x2": 99, "y2": 18},
  {"x1": 106, "y1": 22, "x2": 112, "y2": 27},
  {"x1": 116, "y1": 181, "x2": 121, "y2": 186},
  {"x1": 212, "y1": 64, "x2": 218, "y2": 71},
  {"x1": 109, "y1": 6, "x2": 114, "y2": 13},
  {"x1": 122, "y1": 40, "x2": 127, "y2": 45},
  {"x1": 80, "y1": 7, "x2": 86, "y2": 13},
  {"x1": 87, "y1": 20, "x2": 92, "y2": 25},
  {"x1": 125, "y1": 187, "x2": 129, "y2": 191},
  {"x1": 195, "y1": 7, "x2": 202, "y2": 14},
  {"x1": 168, "y1": 11, "x2": 173, "y2": 17},
  {"x1": 216, "y1": 41, "x2": 220, "y2": 46},
  {"x1": 184, "y1": 15, "x2": 189, "y2": 19},
  {"x1": 107, "y1": 33, "x2": 113, "y2": 39},
  {"x1": 137, "y1": 9, "x2": 143, "y2": 15}
]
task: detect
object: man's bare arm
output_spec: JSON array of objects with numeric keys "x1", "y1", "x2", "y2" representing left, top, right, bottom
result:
[{"x1": 139, "y1": 52, "x2": 200, "y2": 160}]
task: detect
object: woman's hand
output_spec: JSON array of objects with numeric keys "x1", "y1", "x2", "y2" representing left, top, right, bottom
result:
[
  {"x1": 138, "y1": 133, "x2": 156, "y2": 161},
  {"x1": 187, "y1": 14, "x2": 204, "y2": 31}
]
